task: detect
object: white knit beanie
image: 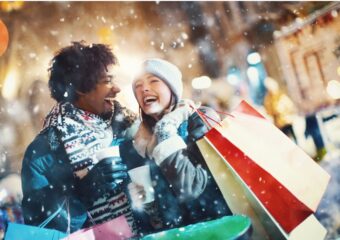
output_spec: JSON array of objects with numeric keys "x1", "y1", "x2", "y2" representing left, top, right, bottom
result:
[{"x1": 133, "y1": 58, "x2": 183, "y2": 100}]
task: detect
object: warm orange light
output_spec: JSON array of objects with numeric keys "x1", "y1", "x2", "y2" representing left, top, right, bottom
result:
[
  {"x1": 97, "y1": 27, "x2": 114, "y2": 45},
  {"x1": 0, "y1": 1, "x2": 24, "y2": 12},
  {"x1": 0, "y1": 19, "x2": 9, "y2": 56}
]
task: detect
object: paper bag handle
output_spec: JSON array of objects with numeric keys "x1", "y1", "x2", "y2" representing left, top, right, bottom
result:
[
  {"x1": 38, "y1": 198, "x2": 71, "y2": 234},
  {"x1": 38, "y1": 198, "x2": 66, "y2": 228},
  {"x1": 194, "y1": 107, "x2": 234, "y2": 129}
]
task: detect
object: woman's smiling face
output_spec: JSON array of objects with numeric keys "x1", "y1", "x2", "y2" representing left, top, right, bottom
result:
[{"x1": 133, "y1": 73, "x2": 172, "y2": 120}]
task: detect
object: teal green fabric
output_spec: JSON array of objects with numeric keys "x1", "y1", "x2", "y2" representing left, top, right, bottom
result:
[
  {"x1": 5, "y1": 222, "x2": 67, "y2": 240},
  {"x1": 142, "y1": 215, "x2": 252, "y2": 240},
  {"x1": 21, "y1": 127, "x2": 87, "y2": 232}
]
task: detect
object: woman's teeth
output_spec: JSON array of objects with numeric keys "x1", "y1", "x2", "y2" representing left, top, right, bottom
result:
[{"x1": 143, "y1": 96, "x2": 157, "y2": 104}]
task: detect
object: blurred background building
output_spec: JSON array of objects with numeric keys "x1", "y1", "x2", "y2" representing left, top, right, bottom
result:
[{"x1": 0, "y1": 1, "x2": 339, "y2": 238}]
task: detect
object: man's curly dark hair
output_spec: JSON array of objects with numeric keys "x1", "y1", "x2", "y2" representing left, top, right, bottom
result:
[{"x1": 48, "y1": 41, "x2": 118, "y2": 103}]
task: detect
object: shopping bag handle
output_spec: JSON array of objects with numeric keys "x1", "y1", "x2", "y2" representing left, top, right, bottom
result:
[
  {"x1": 86, "y1": 211, "x2": 96, "y2": 226},
  {"x1": 38, "y1": 198, "x2": 71, "y2": 234},
  {"x1": 86, "y1": 211, "x2": 105, "y2": 234},
  {"x1": 196, "y1": 109, "x2": 220, "y2": 129},
  {"x1": 66, "y1": 197, "x2": 71, "y2": 234},
  {"x1": 193, "y1": 106, "x2": 234, "y2": 129},
  {"x1": 38, "y1": 199, "x2": 66, "y2": 228},
  {"x1": 214, "y1": 109, "x2": 235, "y2": 118}
]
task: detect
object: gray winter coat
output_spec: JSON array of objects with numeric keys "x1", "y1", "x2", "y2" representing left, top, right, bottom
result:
[{"x1": 126, "y1": 106, "x2": 231, "y2": 231}]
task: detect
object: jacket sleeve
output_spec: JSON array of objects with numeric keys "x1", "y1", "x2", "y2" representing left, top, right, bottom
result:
[
  {"x1": 151, "y1": 106, "x2": 219, "y2": 202},
  {"x1": 21, "y1": 130, "x2": 81, "y2": 232}
]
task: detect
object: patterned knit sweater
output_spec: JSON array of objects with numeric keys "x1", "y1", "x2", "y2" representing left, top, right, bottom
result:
[{"x1": 22, "y1": 100, "x2": 139, "y2": 233}]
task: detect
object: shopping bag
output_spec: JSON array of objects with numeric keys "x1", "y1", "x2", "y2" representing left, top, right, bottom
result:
[
  {"x1": 61, "y1": 215, "x2": 133, "y2": 240},
  {"x1": 197, "y1": 137, "x2": 269, "y2": 239},
  {"x1": 197, "y1": 137, "x2": 328, "y2": 240},
  {"x1": 196, "y1": 100, "x2": 330, "y2": 239},
  {"x1": 4, "y1": 198, "x2": 68, "y2": 240},
  {"x1": 141, "y1": 215, "x2": 252, "y2": 240},
  {"x1": 4, "y1": 222, "x2": 67, "y2": 240}
]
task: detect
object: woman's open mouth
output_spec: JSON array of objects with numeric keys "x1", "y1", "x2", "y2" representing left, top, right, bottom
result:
[{"x1": 143, "y1": 96, "x2": 157, "y2": 106}]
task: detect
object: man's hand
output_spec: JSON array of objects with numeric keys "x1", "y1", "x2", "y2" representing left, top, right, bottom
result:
[{"x1": 76, "y1": 157, "x2": 128, "y2": 204}]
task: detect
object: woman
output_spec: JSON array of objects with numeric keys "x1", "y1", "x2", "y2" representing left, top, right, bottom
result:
[{"x1": 122, "y1": 58, "x2": 231, "y2": 233}]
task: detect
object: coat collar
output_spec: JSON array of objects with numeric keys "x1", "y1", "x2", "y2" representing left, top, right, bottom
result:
[{"x1": 133, "y1": 122, "x2": 157, "y2": 158}]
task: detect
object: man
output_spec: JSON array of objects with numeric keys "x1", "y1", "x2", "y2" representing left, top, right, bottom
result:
[
  {"x1": 263, "y1": 77, "x2": 297, "y2": 143},
  {"x1": 21, "y1": 41, "x2": 137, "y2": 233}
]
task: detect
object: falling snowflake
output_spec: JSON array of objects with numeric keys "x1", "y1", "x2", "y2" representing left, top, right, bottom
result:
[
  {"x1": 181, "y1": 32, "x2": 188, "y2": 40},
  {"x1": 0, "y1": 152, "x2": 6, "y2": 163},
  {"x1": 29, "y1": 53, "x2": 37, "y2": 59},
  {"x1": 50, "y1": 30, "x2": 59, "y2": 36},
  {"x1": 33, "y1": 105, "x2": 40, "y2": 114}
]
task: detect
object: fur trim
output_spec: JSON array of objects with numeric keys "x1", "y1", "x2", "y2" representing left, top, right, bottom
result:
[
  {"x1": 111, "y1": 100, "x2": 138, "y2": 139},
  {"x1": 152, "y1": 135, "x2": 186, "y2": 166},
  {"x1": 133, "y1": 122, "x2": 157, "y2": 158}
]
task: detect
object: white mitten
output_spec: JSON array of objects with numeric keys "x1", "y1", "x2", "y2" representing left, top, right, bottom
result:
[
  {"x1": 171, "y1": 99, "x2": 198, "y2": 125},
  {"x1": 154, "y1": 99, "x2": 198, "y2": 142}
]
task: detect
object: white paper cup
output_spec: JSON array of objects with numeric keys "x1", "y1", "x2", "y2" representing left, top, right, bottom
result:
[
  {"x1": 94, "y1": 146, "x2": 122, "y2": 183},
  {"x1": 128, "y1": 165, "x2": 155, "y2": 204}
]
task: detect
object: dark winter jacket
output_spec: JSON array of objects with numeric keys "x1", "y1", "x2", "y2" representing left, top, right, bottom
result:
[
  {"x1": 21, "y1": 127, "x2": 87, "y2": 232},
  {"x1": 21, "y1": 102, "x2": 137, "y2": 233},
  {"x1": 121, "y1": 106, "x2": 232, "y2": 233}
]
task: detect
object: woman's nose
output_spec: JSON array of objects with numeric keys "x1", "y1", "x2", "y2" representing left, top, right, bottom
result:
[{"x1": 142, "y1": 83, "x2": 150, "y2": 92}]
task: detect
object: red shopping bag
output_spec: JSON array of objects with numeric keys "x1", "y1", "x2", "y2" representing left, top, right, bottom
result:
[
  {"x1": 197, "y1": 100, "x2": 330, "y2": 239},
  {"x1": 61, "y1": 215, "x2": 133, "y2": 240}
]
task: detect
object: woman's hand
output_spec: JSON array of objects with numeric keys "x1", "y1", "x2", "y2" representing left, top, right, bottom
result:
[
  {"x1": 128, "y1": 182, "x2": 146, "y2": 209},
  {"x1": 170, "y1": 99, "x2": 197, "y2": 125},
  {"x1": 154, "y1": 99, "x2": 198, "y2": 143}
]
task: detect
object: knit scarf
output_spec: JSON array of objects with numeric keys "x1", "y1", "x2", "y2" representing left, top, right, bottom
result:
[
  {"x1": 43, "y1": 102, "x2": 112, "y2": 178},
  {"x1": 43, "y1": 102, "x2": 137, "y2": 231}
]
